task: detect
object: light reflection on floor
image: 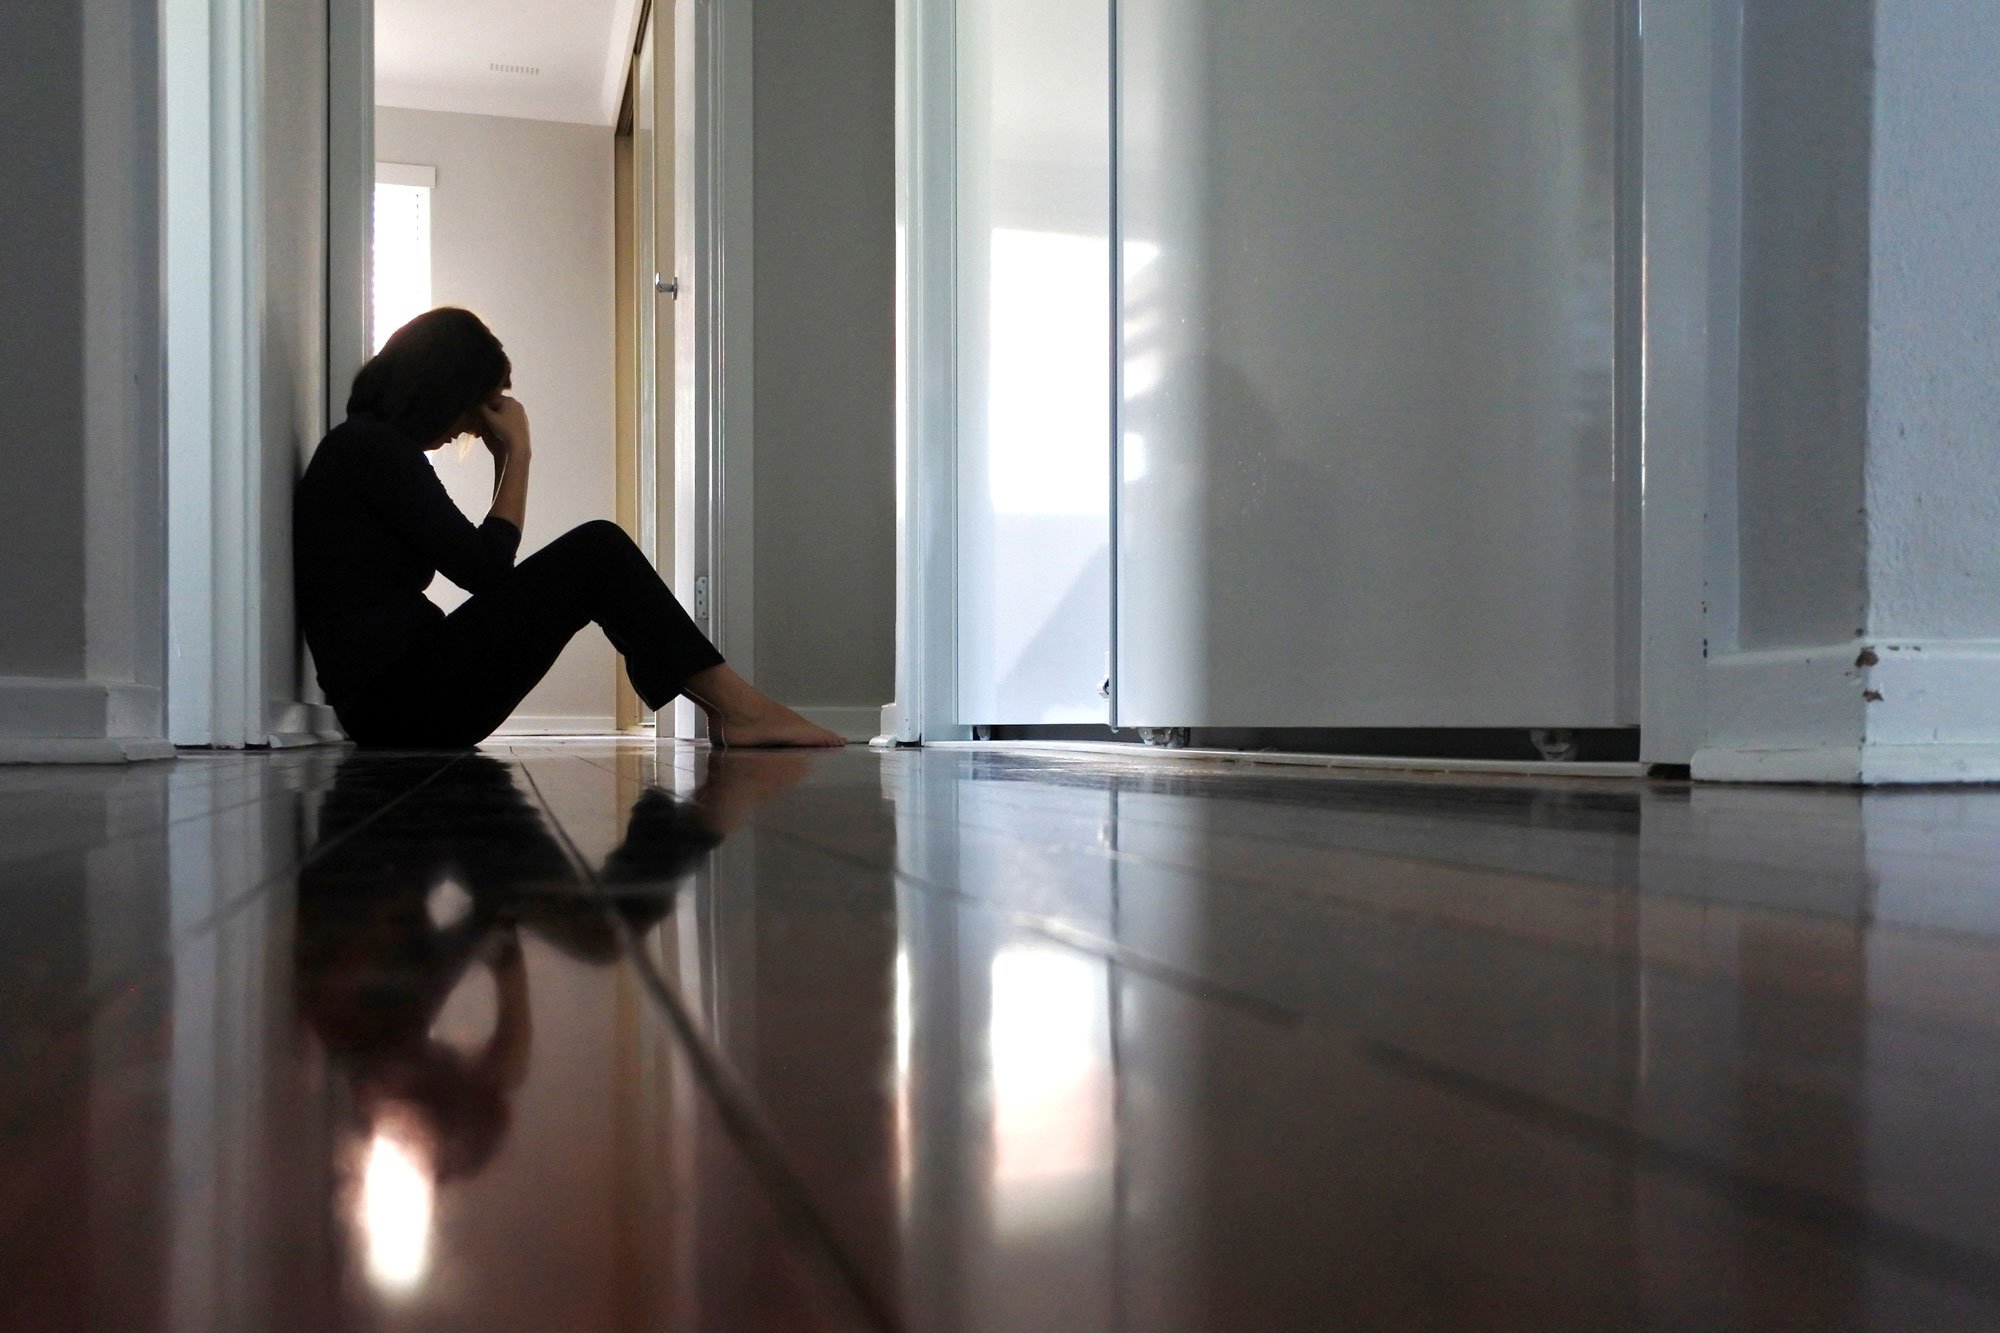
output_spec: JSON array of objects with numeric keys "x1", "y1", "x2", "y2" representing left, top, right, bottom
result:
[{"x1": 3, "y1": 738, "x2": 2000, "y2": 1330}]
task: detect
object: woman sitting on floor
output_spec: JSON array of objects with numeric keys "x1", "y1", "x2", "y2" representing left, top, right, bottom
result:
[{"x1": 295, "y1": 306, "x2": 842, "y2": 749}]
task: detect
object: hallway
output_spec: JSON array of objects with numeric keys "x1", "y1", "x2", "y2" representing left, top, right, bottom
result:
[{"x1": 5, "y1": 739, "x2": 2000, "y2": 1329}]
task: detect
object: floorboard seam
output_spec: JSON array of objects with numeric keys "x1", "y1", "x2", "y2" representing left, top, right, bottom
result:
[
  {"x1": 514, "y1": 757, "x2": 905, "y2": 1333},
  {"x1": 760, "y1": 825, "x2": 1303, "y2": 1028},
  {"x1": 13, "y1": 752, "x2": 471, "y2": 1064}
]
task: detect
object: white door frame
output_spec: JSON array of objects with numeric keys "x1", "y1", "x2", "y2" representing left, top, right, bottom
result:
[
  {"x1": 883, "y1": 0, "x2": 960, "y2": 744},
  {"x1": 887, "y1": 0, "x2": 1733, "y2": 764},
  {"x1": 1637, "y1": 0, "x2": 1742, "y2": 767},
  {"x1": 164, "y1": 0, "x2": 273, "y2": 749},
  {"x1": 166, "y1": 0, "x2": 352, "y2": 749},
  {"x1": 326, "y1": 0, "x2": 373, "y2": 441},
  {"x1": 670, "y1": 0, "x2": 757, "y2": 739}
]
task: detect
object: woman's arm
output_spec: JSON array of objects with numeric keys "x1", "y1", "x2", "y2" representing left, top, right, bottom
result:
[
  {"x1": 355, "y1": 425, "x2": 520, "y2": 593},
  {"x1": 477, "y1": 396, "x2": 532, "y2": 534}
]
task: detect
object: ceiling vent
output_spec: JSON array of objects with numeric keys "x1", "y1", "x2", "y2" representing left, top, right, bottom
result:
[{"x1": 488, "y1": 62, "x2": 541, "y2": 76}]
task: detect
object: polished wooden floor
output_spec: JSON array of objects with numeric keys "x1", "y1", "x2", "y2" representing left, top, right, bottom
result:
[{"x1": 4, "y1": 738, "x2": 2000, "y2": 1330}]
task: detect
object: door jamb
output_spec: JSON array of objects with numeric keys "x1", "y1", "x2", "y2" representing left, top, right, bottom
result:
[
  {"x1": 884, "y1": 0, "x2": 961, "y2": 744},
  {"x1": 164, "y1": 0, "x2": 272, "y2": 748},
  {"x1": 670, "y1": 0, "x2": 756, "y2": 738}
]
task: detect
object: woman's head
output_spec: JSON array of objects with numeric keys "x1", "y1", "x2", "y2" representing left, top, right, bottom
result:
[{"x1": 346, "y1": 308, "x2": 511, "y2": 446}]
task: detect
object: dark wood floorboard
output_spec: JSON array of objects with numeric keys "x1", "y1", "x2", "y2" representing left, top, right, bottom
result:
[{"x1": 2, "y1": 738, "x2": 1998, "y2": 1330}]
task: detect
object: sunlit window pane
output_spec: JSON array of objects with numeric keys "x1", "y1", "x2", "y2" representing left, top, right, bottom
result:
[{"x1": 372, "y1": 181, "x2": 432, "y2": 352}]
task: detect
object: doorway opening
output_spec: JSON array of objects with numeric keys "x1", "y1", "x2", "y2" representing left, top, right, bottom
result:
[
  {"x1": 373, "y1": 0, "x2": 655, "y2": 737},
  {"x1": 162, "y1": 0, "x2": 747, "y2": 749}
]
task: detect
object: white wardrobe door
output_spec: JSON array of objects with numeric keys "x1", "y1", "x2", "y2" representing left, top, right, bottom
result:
[
  {"x1": 955, "y1": 0, "x2": 1114, "y2": 725},
  {"x1": 1116, "y1": 0, "x2": 1627, "y2": 728}
]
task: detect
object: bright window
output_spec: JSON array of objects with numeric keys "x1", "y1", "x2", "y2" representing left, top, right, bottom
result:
[{"x1": 372, "y1": 163, "x2": 435, "y2": 352}]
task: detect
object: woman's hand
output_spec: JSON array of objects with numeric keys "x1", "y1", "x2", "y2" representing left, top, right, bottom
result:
[
  {"x1": 476, "y1": 394, "x2": 532, "y2": 460},
  {"x1": 479, "y1": 391, "x2": 532, "y2": 533}
]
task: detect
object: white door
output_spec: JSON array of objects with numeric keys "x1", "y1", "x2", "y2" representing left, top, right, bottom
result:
[
  {"x1": 1114, "y1": 0, "x2": 1629, "y2": 729},
  {"x1": 953, "y1": 0, "x2": 1115, "y2": 726}
]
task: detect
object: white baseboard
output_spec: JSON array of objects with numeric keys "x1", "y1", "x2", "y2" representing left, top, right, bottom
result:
[
  {"x1": 0, "y1": 676, "x2": 161, "y2": 737},
  {"x1": 1702, "y1": 643, "x2": 1866, "y2": 755},
  {"x1": 1696, "y1": 638, "x2": 2000, "y2": 784},
  {"x1": 1692, "y1": 745, "x2": 1867, "y2": 784},
  {"x1": 1865, "y1": 639, "x2": 2000, "y2": 747},
  {"x1": 494, "y1": 715, "x2": 621, "y2": 736},
  {"x1": 0, "y1": 676, "x2": 170, "y2": 764},
  {"x1": 932, "y1": 739, "x2": 1645, "y2": 778},
  {"x1": 798, "y1": 706, "x2": 886, "y2": 743},
  {"x1": 0, "y1": 736, "x2": 176, "y2": 765},
  {"x1": 267, "y1": 701, "x2": 346, "y2": 748},
  {"x1": 1694, "y1": 743, "x2": 2000, "y2": 785}
]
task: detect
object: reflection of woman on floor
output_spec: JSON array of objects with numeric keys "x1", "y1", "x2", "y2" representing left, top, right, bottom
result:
[
  {"x1": 296, "y1": 751, "x2": 807, "y2": 1212},
  {"x1": 294, "y1": 307, "x2": 843, "y2": 750}
]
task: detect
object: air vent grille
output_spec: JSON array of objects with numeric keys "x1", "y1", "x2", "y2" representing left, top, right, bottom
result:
[{"x1": 488, "y1": 62, "x2": 541, "y2": 76}]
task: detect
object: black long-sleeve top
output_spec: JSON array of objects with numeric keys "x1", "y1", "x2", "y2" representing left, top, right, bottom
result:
[{"x1": 294, "y1": 415, "x2": 521, "y2": 707}]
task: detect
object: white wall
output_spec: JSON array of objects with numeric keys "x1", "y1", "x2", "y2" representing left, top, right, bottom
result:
[
  {"x1": 374, "y1": 107, "x2": 619, "y2": 730},
  {"x1": 750, "y1": 0, "x2": 898, "y2": 720},
  {"x1": 1697, "y1": 0, "x2": 2000, "y2": 782},
  {"x1": 263, "y1": 0, "x2": 328, "y2": 734},
  {"x1": 3, "y1": 0, "x2": 93, "y2": 678},
  {"x1": 1867, "y1": 0, "x2": 2000, "y2": 641},
  {"x1": 1733, "y1": 0, "x2": 1874, "y2": 652},
  {"x1": 0, "y1": 0, "x2": 170, "y2": 761}
]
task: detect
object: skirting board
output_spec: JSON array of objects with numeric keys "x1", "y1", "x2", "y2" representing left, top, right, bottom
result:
[
  {"x1": 1694, "y1": 744, "x2": 2000, "y2": 786},
  {"x1": 926, "y1": 740, "x2": 1646, "y2": 779},
  {"x1": 0, "y1": 676, "x2": 162, "y2": 739},
  {"x1": 267, "y1": 701, "x2": 346, "y2": 749},
  {"x1": 799, "y1": 706, "x2": 889, "y2": 744},
  {"x1": 0, "y1": 676, "x2": 172, "y2": 764},
  {"x1": 1696, "y1": 638, "x2": 2000, "y2": 784},
  {"x1": 0, "y1": 737, "x2": 176, "y2": 765},
  {"x1": 495, "y1": 715, "x2": 621, "y2": 736}
]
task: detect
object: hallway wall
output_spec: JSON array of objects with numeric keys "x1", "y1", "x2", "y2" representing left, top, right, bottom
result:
[
  {"x1": 1, "y1": 0, "x2": 89, "y2": 679},
  {"x1": 264, "y1": 0, "x2": 329, "y2": 733},
  {"x1": 0, "y1": 0, "x2": 168, "y2": 760},
  {"x1": 1733, "y1": 0, "x2": 1874, "y2": 652},
  {"x1": 1697, "y1": 0, "x2": 2000, "y2": 781},
  {"x1": 1867, "y1": 0, "x2": 2000, "y2": 641},
  {"x1": 375, "y1": 107, "x2": 619, "y2": 730},
  {"x1": 750, "y1": 0, "x2": 898, "y2": 727}
]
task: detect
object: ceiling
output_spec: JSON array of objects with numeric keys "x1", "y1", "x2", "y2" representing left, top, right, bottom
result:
[{"x1": 375, "y1": 0, "x2": 644, "y2": 128}]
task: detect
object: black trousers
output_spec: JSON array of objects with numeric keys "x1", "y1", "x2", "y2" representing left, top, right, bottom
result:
[{"x1": 338, "y1": 520, "x2": 724, "y2": 748}]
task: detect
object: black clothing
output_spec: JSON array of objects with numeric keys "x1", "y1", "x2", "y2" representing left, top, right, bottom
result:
[
  {"x1": 295, "y1": 417, "x2": 723, "y2": 747},
  {"x1": 295, "y1": 415, "x2": 524, "y2": 704},
  {"x1": 334, "y1": 522, "x2": 723, "y2": 748}
]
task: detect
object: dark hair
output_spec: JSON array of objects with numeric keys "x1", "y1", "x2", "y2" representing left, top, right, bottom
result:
[{"x1": 346, "y1": 307, "x2": 511, "y2": 444}]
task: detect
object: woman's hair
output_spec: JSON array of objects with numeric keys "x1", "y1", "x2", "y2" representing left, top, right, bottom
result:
[{"x1": 346, "y1": 307, "x2": 511, "y2": 444}]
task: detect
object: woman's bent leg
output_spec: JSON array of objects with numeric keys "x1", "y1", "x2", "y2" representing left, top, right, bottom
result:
[
  {"x1": 547, "y1": 521, "x2": 726, "y2": 707},
  {"x1": 342, "y1": 521, "x2": 722, "y2": 747}
]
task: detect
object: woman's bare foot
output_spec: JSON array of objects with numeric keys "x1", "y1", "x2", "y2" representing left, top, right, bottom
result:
[{"x1": 683, "y1": 665, "x2": 846, "y2": 749}]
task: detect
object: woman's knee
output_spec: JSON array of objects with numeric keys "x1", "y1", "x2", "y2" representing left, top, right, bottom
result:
[
  {"x1": 549, "y1": 519, "x2": 644, "y2": 568},
  {"x1": 561, "y1": 518, "x2": 634, "y2": 550}
]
